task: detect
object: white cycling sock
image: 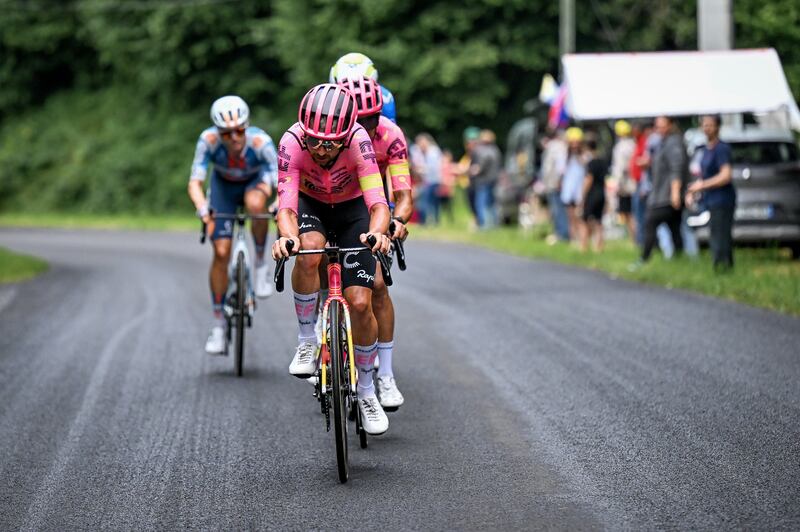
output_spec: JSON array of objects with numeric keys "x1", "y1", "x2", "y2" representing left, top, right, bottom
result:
[
  {"x1": 294, "y1": 291, "x2": 318, "y2": 342},
  {"x1": 355, "y1": 342, "x2": 378, "y2": 394},
  {"x1": 377, "y1": 341, "x2": 394, "y2": 378}
]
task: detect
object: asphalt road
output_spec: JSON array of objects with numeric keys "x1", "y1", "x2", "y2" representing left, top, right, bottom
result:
[{"x1": 1, "y1": 228, "x2": 799, "y2": 530}]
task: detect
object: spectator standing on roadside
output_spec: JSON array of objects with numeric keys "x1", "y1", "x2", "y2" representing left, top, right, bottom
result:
[
  {"x1": 561, "y1": 127, "x2": 587, "y2": 241},
  {"x1": 457, "y1": 127, "x2": 481, "y2": 228},
  {"x1": 469, "y1": 129, "x2": 502, "y2": 229},
  {"x1": 540, "y1": 128, "x2": 569, "y2": 242},
  {"x1": 579, "y1": 138, "x2": 608, "y2": 252},
  {"x1": 639, "y1": 123, "x2": 677, "y2": 257},
  {"x1": 411, "y1": 133, "x2": 443, "y2": 225},
  {"x1": 686, "y1": 114, "x2": 735, "y2": 270},
  {"x1": 611, "y1": 120, "x2": 637, "y2": 242},
  {"x1": 439, "y1": 150, "x2": 457, "y2": 223},
  {"x1": 630, "y1": 121, "x2": 651, "y2": 245},
  {"x1": 638, "y1": 116, "x2": 686, "y2": 264}
]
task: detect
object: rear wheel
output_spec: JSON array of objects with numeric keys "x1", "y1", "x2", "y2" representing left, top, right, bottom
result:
[
  {"x1": 234, "y1": 251, "x2": 246, "y2": 377},
  {"x1": 329, "y1": 300, "x2": 349, "y2": 483}
]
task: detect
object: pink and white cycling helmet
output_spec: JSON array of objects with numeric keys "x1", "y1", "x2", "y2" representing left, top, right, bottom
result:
[
  {"x1": 298, "y1": 83, "x2": 358, "y2": 141},
  {"x1": 338, "y1": 76, "x2": 383, "y2": 117}
]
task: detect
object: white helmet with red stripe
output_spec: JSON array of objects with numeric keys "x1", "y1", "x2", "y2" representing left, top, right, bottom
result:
[{"x1": 210, "y1": 95, "x2": 250, "y2": 129}]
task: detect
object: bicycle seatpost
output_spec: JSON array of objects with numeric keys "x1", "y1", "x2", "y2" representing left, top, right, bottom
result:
[{"x1": 274, "y1": 239, "x2": 294, "y2": 293}]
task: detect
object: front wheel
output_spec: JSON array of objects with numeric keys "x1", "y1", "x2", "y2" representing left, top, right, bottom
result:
[
  {"x1": 234, "y1": 251, "x2": 246, "y2": 377},
  {"x1": 329, "y1": 300, "x2": 349, "y2": 483}
]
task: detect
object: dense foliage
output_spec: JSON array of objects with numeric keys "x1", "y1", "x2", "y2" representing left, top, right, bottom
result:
[{"x1": 0, "y1": 0, "x2": 797, "y2": 213}]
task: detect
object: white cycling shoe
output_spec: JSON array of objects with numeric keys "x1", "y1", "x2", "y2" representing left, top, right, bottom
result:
[
  {"x1": 205, "y1": 326, "x2": 226, "y2": 354},
  {"x1": 289, "y1": 341, "x2": 317, "y2": 377},
  {"x1": 254, "y1": 262, "x2": 274, "y2": 298},
  {"x1": 358, "y1": 393, "x2": 389, "y2": 435},
  {"x1": 376, "y1": 376, "x2": 404, "y2": 411}
]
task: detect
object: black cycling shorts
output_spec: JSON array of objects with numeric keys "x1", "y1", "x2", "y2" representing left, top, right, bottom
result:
[{"x1": 297, "y1": 193, "x2": 376, "y2": 289}]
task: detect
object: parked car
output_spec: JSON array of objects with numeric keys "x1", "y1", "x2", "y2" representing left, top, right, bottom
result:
[{"x1": 686, "y1": 127, "x2": 800, "y2": 259}]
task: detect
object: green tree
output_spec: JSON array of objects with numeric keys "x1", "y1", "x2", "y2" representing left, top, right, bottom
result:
[
  {"x1": 0, "y1": 0, "x2": 99, "y2": 119},
  {"x1": 735, "y1": 0, "x2": 800, "y2": 101}
]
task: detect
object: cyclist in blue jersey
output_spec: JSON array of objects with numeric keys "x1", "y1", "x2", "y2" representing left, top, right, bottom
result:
[
  {"x1": 188, "y1": 95, "x2": 278, "y2": 354},
  {"x1": 329, "y1": 52, "x2": 397, "y2": 123}
]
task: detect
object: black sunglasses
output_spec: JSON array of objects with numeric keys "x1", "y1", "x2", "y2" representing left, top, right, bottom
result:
[
  {"x1": 218, "y1": 127, "x2": 247, "y2": 139},
  {"x1": 305, "y1": 136, "x2": 344, "y2": 151}
]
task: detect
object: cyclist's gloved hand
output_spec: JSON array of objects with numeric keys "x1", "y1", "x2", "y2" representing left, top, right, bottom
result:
[
  {"x1": 196, "y1": 203, "x2": 211, "y2": 224},
  {"x1": 272, "y1": 236, "x2": 298, "y2": 259},
  {"x1": 390, "y1": 219, "x2": 408, "y2": 241},
  {"x1": 361, "y1": 232, "x2": 390, "y2": 254}
]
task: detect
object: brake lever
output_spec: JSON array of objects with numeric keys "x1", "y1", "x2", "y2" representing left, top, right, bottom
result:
[
  {"x1": 274, "y1": 239, "x2": 294, "y2": 293},
  {"x1": 367, "y1": 234, "x2": 393, "y2": 287},
  {"x1": 389, "y1": 222, "x2": 407, "y2": 271}
]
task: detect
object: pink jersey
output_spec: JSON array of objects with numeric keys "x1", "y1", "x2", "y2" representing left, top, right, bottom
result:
[
  {"x1": 277, "y1": 123, "x2": 387, "y2": 215},
  {"x1": 372, "y1": 116, "x2": 412, "y2": 196}
]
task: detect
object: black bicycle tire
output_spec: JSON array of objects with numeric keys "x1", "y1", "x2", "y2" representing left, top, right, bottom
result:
[
  {"x1": 234, "y1": 251, "x2": 246, "y2": 377},
  {"x1": 329, "y1": 300, "x2": 349, "y2": 483}
]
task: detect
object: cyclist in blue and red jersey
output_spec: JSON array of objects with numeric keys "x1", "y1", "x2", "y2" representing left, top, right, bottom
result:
[
  {"x1": 188, "y1": 95, "x2": 278, "y2": 354},
  {"x1": 329, "y1": 52, "x2": 397, "y2": 123}
]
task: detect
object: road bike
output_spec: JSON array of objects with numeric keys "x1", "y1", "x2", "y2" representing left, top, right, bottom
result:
[
  {"x1": 274, "y1": 235, "x2": 392, "y2": 483},
  {"x1": 201, "y1": 212, "x2": 272, "y2": 377}
]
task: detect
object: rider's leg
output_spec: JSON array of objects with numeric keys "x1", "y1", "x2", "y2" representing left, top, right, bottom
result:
[
  {"x1": 288, "y1": 231, "x2": 326, "y2": 376},
  {"x1": 203, "y1": 236, "x2": 231, "y2": 353},
  {"x1": 371, "y1": 266, "x2": 395, "y2": 376},
  {"x1": 371, "y1": 266, "x2": 404, "y2": 409},
  {"x1": 244, "y1": 188, "x2": 269, "y2": 263},
  {"x1": 292, "y1": 232, "x2": 326, "y2": 336},
  {"x1": 345, "y1": 286, "x2": 379, "y2": 393},
  {"x1": 346, "y1": 284, "x2": 389, "y2": 434},
  {"x1": 245, "y1": 187, "x2": 274, "y2": 298},
  {"x1": 210, "y1": 238, "x2": 232, "y2": 323}
]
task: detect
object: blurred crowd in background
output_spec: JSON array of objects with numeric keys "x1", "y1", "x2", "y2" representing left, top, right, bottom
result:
[{"x1": 406, "y1": 111, "x2": 743, "y2": 272}]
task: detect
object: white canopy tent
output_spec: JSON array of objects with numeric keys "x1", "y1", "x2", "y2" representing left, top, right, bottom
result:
[{"x1": 562, "y1": 48, "x2": 800, "y2": 131}]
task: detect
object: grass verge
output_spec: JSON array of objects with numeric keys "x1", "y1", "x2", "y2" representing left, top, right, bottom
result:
[
  {"x1": 0, "y1": 247, "x2": 48, "y2": 283},
  {"x1": 0, "y1": 212, "x2": 197, "y2": 232}
]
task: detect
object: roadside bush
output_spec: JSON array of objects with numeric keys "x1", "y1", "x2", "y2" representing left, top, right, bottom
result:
[{"x1": 0, "y1": 87, "x2": 205, "y2": 214}]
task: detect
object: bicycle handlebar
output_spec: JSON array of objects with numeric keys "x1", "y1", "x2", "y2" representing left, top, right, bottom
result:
[
  {"x1": 199, "y1": 211, "x2": 274, "y2": 244},
  {"x1": 273, "y1": 235, "x2": 393, "y2": 293}
]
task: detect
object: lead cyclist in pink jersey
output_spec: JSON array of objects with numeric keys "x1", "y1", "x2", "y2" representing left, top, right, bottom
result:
[
  {"x1": 271, "y1": 83, "x2": 392, "y2": 435},
  {"x1": 338, "y1": 76, "x2": 412, "y2": 411}
]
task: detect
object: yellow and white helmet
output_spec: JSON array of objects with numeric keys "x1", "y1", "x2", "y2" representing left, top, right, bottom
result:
[{"x1": 329, "y1": 52, "x2": 378, "y2": 83}]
